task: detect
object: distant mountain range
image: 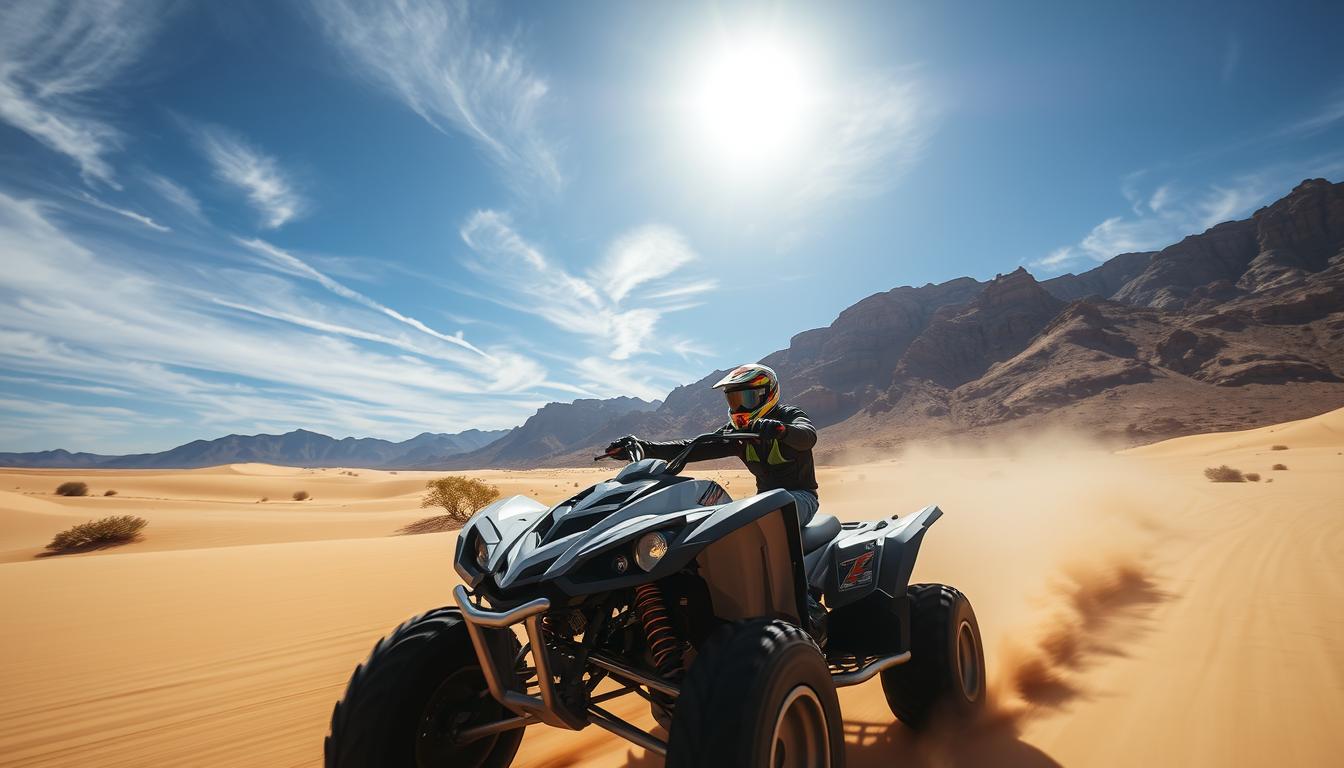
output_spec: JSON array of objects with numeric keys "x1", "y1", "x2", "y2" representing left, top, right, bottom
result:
[
  {"x1": 8, "y1": 178, "x2": 1343, "y2": 471},
  {"x1": 0, "y1": 428, "x2": 508, "y2": 469}
]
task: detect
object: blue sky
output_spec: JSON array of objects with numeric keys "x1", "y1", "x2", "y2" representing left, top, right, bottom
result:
[{"x1": 1, "y1": 0, "x2": 1342, "y2": 453}]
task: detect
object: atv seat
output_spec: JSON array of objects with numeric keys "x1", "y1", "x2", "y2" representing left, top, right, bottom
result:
[{"x1": 802, "y1": 514, "x2": 841, "y2": 553}]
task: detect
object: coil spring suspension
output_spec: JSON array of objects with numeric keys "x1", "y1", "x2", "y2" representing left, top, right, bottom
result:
[{"x1": 633, "y1": 583, "x2": 681, "y2": 677}]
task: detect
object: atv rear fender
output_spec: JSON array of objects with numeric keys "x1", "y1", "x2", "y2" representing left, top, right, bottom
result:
[{"x1": 810, "y1": 505, "x2": 942, "y2": 609}]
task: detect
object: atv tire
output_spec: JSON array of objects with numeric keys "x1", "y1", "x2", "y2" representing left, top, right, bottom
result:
[
  {"x1": 325, "y1": 607, "x2": 524, "y2": 768},
  {"x1": 667, "y1": 618, "x2": 844, "y2": 768},
  {"x1": 880, "y1": 583, "x2": 985, "y2": 729}
]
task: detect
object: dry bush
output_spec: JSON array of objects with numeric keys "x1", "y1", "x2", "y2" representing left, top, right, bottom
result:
[
  {"x1": 1203, "y1": 465, "x2": 1245, "y2": 482},
  {"x1": 1271, "y1": 444, "x2": 1288, "y2": 451},
  {"x1": 1245, "y1": 472, "x2": 1261, "y2": 482},
  {"x1": 55, "y1": 481, "x2": 88, "y2": 497},
  {"x1": 103, "y1": 489, "x2": 117, "y2": 496},
  {"x1": 413, "y1": 476, "x2": 500, "y2": 530},
  {"x1": 45, "y1": 515, "x2": 146, "y2": 553},
  {"x1": 292, "y1": 490, "x2": 310, "y2": 501},
  {"x1": 259, "y1": 497, "x2": 269, "y2": 503},
  {"x1": 1272, "y1": 463, "x2": 1288, "y2": 471}
]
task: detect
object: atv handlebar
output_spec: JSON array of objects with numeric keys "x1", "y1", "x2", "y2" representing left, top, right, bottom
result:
[
  {"x1": 663, "y1": 430, "x2": 759, "y2": 475},
  {"x1": 594, "y1": 431, "x2": 760, "y2": 473},
  {"x1": 593, "y1": 437, "x2": 645, "y2": 463}
]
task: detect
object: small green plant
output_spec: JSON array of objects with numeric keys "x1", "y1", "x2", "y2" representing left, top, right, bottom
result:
[
  {"x1": 1271, "y1": 444, "x2": 1288, "y2": 451},
  {"x1": 1272, "y1": 463, "x2": 1287, "y2": 471},
  {"x1": 293, "y1": 490, "x2": 310, "y2": 501},
  {"x1": 103, "y1": 489, "x2": 117, "y2": 496},
  {"x1": 1203, "y1": 465, "x2": 1245, "y2": 483},
  {"x1": 1244, "y1": 472, "x2": 1261, "y2": 482},
  {"x1": 55, "y1": 481, "x2": 88, "y2": 497},
  {"x1": 45, "y1": 515, "x2": 147, "y2": 553}
]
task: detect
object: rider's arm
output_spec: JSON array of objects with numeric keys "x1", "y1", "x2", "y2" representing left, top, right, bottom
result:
[
  {"x1": 636, "y1": 439, "x2": 690, "y2": 461},
  {"x1": 780, "y1": 413, "x2": 817, "y2": 450},
  {"x1": 638, "y1": 432, "x2": 739, "y2": 463}
]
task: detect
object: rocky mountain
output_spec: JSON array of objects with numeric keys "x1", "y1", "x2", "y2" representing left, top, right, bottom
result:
[
  {"x1": 0, "y1": 449, "x2": 119, "y2": 468},
  {"x1": 448, "y1": 177, "x2": 1344, "y2": 466},
  {"x1": 0, "y1": 428, "x2": 508, "y2": 469},
  {"x1": 436, "y1": 397, "x2": 660, "y2": 468}
]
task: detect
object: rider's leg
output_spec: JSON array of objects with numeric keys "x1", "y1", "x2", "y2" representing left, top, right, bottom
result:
[{"x1": 787, "y1": 489, "x2": 819, "y2": 526}]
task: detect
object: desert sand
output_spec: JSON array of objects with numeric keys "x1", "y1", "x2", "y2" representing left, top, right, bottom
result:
[{"x1": 1, "y1": 409, "x2": 1342, "y2": 767}]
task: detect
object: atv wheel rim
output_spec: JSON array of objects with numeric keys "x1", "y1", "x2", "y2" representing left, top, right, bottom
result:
[
  {"x1": 955, "y1": 619, "x2": 982, "y2": 701},
  {"x1": 415, "y1": 665, "x2": 500, "y2": 767},
  {"x1": 769, "y1": 685, "x2": 830, "y2": 768}
]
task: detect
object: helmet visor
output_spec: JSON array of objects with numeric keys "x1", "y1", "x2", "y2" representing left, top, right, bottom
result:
[{"x1": 725, "y1": 386, "x2": 769, "y2": 414}]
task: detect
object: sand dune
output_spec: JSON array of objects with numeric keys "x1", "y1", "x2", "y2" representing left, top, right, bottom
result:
[{"x1": 1, "y1": 411, "x2": 1342, "y2": 766}]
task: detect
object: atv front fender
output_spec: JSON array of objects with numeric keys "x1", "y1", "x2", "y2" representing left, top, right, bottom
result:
[{"x1": 550, "y1": 489, "x2": 809, "y2": 623}]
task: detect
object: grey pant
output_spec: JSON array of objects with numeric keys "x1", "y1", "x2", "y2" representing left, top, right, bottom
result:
[{"x1": 788, "y1": 490, "x2": 820, "y2": 526}]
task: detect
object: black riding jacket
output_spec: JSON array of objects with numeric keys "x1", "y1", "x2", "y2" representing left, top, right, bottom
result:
[{"x1": 638, "y1": 405, "x2": 818, "y2": 495}]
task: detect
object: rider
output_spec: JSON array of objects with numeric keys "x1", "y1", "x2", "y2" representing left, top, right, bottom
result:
[{"x1": 605, "y1": 363, "x2": 820, "y2": 525}]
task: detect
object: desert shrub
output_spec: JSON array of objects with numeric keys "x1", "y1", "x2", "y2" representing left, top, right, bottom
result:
[
  {"x1": 45, "y1": 515, "x2": 146, "y2": 553},
  {"x1": 103, "y1": 489, "x2": 117, "y2": 496},
  {"x1": 259, "y1": 497, "x2": 269, "y2": 503},
  {"x1": 1244, "y1": 472, "x2": 1261, "y2": 482},
  {"x1": 292, "y1": 490, "x2": 310, "y2": 501},
  {"x1": 1272, "y1": 463, "x2": 1288, "y2": 471},
  {"x1": 1203, "y1": 465, "x2": 1245, "y2": 482},
  {"x1": 418, "y1": 477, "x2": 500, "y2": 527},
  {"x1": 55, "y1": 481, "x2": 88, "y2": 497},
  {"x1": 1271, "y1": 444, "x2": 1288, "y2": 451}
]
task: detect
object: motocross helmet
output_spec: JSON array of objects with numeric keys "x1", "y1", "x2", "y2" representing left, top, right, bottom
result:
[{"x1": 713, "y1": 363, "x2": 780, "y2": 429}]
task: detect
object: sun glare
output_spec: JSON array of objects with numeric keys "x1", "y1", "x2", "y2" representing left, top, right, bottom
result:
[{"x1": 684, "y1": 32, "x2": 817, "y2": 178}]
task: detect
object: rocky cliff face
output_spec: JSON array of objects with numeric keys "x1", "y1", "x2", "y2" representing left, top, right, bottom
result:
[{"x1": 892, "y1": 268, "x2": 1066, "y2": 388}]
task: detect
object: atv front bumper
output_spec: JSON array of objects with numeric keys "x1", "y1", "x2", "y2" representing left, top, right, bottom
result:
[{"x1": 452, "y1": 585, "x2": 584, "y2": 729}]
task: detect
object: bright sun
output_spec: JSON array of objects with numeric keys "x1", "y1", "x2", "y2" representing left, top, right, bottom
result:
[{"x1": 684, "y1": 32, "x2": 817, "y2": 178}]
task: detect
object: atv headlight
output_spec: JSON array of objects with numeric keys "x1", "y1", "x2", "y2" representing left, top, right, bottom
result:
[
  {"x1": 474, "y1": 536, "x2": 490, "y2": 570},
  {"x1": 634, "y1": 531, "x2": 669, "y2": 572}
]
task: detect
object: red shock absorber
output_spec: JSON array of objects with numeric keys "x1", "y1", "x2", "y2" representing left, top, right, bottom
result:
[{"x1": 633, "y1": 583, "x2": 681, "y2": 677}]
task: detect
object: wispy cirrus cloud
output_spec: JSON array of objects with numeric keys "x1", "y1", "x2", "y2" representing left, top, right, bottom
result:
[
  {"x1": 0, "y1": 0, "x2": 171, "y2": 186},
  {"x1": 1280, "y1": 90, "x2": 1344, "y2": 138},
  {"x1": 237, "y1": 237, "x2": 486, "y2": 356},
  {"x1": 195, "y1": 124, "x2": 304, "y2": 229},
  {"x1": 144, "y1": 173, "x2": 204, "y2": 220},
  {"x1": 1033, "y1": 158, "x2": 1344, "y2": 274},
  {"x1": 308, "y1": 0, "x2": 562, "y2": 191},
  {"x1": 460, "y1": 212, "x2": 713, "y2": 362},
  {"x1": 793, "y1": 74, "x2": 935, "y2": 209},
  {"x1": 79, "y1": 192, "x2": 169, "y2": 232},
  {"x1": 0, "y1": 189, "x2": 565, "y2": 451}
]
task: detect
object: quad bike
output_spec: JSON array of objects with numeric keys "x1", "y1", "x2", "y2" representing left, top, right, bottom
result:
[{"x1": 325, "y1": 431, "x2": 985, "y2": 767}]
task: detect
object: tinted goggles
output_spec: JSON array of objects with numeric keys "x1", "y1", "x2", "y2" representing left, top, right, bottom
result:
[{"x1": 724, "y1": 386, "x2": 769, "y2": 413}]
